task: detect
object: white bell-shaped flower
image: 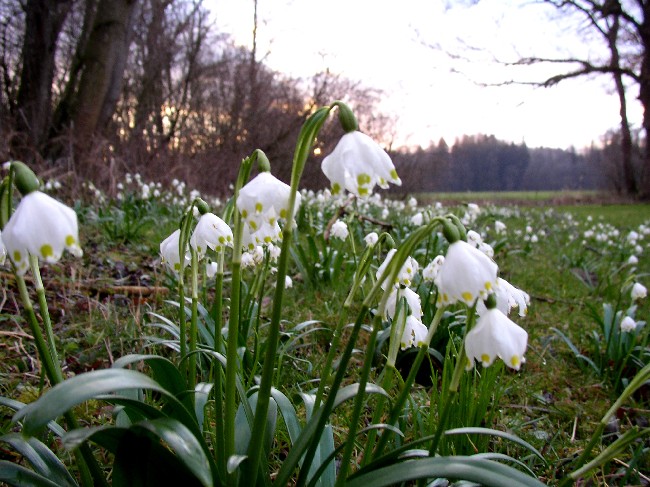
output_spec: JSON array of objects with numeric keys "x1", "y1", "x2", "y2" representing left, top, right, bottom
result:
[
  {"x1": 465, "y1": 304, "x2": 528, "y2": 370},
  {"x1": 422, "y1": 255, "x2": 444, "y2": 283},
  {"x1": 160, "y1": 229, "x2": 189, "y2": 274},
  {"x1": 476, "y1": 278, "x2": 530, "y2": 317},
  {"x1": 321, "y1": 131, "x2": 401, "y2": 198},
  {"x1": 384, "y1": 286, "x2": 422, "y2": 320},
  {"x1": 400, "y1": 315, "x2": 428, "y2": 350},
  {"x1": 237, "y1": 172, "x2": 299, "y2": 231},
  {"x1": 620, "y1": 316, "x2": 637, "y2": 332},
  {"x1": 377, "y1": 249, "x2": 419, "y2": 289},
  {"x1": 3, "y1": 191, "x2": 82, "y2": 275},
  {"x1": 190, "y1": 213, "x2": 233, "y2": 257},
  {"x1": 330, "y1": 220, "x2": 349, "y2": 240},
  {"x1": 435, "y1": 240, "x2": 498, "y2": 306},
  {"x1": 631, "y1": 282, "x2": 647, "y2": 301}
]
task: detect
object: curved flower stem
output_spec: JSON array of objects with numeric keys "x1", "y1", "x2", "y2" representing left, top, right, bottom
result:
[
  {"x1": 223, "y1": 152, "x2": 256, "y2": 480},
  {"x1": 335, "y1": 313, "x2": 382, "y2": 485},
  {"x1": 244, "y1": 108, "x2": 333, "y2": 486}
]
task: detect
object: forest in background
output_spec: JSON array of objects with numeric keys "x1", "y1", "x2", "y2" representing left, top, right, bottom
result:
[{"x1": 0, "y1": 0, "x2": 641, "y2": 197}]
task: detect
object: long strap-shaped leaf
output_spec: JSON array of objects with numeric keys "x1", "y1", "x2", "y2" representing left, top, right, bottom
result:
[
  {"x1": 0, "y1": 460, "x2": 62, "y2": 487},
  {"x1": 345, "y1": 456, "x2": 546, "y2": 487},
  {"x1": 0, "y1": 434, "x2": 78, "y2": 487},
  {"x1": 13, "y1": 369, "x2": 176, "y2": 435}
]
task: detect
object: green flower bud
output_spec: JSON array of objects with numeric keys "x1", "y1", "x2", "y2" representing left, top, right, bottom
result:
[
  {"x1": 484, "y1": 293, "x2": 498, "y2": 310},
  {"x1": 11, "y1": 161, "x2": 40, "y2": 195},
  {"x1": 194, "y1": 198, "x2": 210, "y2": 215},
  {"x1": 442, "y1": 219, "x2": 460, "y2": 244},
  {"x1": 334, "y1": 101, "x2": 359, "y2": 133}
]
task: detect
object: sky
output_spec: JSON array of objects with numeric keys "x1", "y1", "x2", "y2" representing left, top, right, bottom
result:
[{"x1": 206, "y1": 0, "x2": 643, "y2": 150}]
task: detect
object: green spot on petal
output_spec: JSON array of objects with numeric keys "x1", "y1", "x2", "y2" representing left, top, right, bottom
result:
[
  {"x1": 481, "y1": 354, "x2": 491, "y2": 365},
  {"x1": 41, "y1": 244, "x2": 54, "y2": 259},
  {"x1": 65, "y1": 235, "x2": 76, "y2": 246},
  {"x1": 390, "y1": 169, "x2": 399, "y2": 180},
  {"x1": 13, "y1": 250, "x2": 22, "y2": 262},
  {"x1": 331, "y1": 183, "x2": 341, "y2": 195},
  {"x1": 255, "y1": 202, "x2": 263, "y2": 213},
  {"x1": 357, "y1": 173, "x2": 371, "y2": 185},
  {"x1": 461, "y1": 291, "x2": 473, "y2": 303},
  {"x1": 279, "y1": 209, "x2": 287, "y2": 219}
]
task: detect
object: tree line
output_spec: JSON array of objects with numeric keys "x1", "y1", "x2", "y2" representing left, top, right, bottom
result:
[{"x1": 390, "y1": 133, "x2": 632, "y2": 194}]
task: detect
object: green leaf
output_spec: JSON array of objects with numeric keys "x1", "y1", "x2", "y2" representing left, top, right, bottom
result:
[
  {"x1": 346, "y1": 456, "x2": 546, "y2": 487},
  {"x1": 0, "y1": 434, "x2": 77, "y2": 487},
  {"x1": 0, "y1": 396, "x2": 66, "y2": 437},
  {"x1": 13, "y1": 369, "x2": 174, "y2": 435},
  {"x1": 0, "y1": 460, "x2": 62, "y2": 487},
  {"x1": 445, "y1": 427, "x2": 546, "y2": 463}
]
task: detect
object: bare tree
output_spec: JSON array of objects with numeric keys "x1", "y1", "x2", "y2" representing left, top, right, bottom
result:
[{"x1": 14, "y1": 0, "x2": 73, "y2": 155}]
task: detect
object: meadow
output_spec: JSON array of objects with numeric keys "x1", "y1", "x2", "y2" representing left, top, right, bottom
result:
[{"x1": 1, "y1": 104, "x2": 650, "y2": 487}]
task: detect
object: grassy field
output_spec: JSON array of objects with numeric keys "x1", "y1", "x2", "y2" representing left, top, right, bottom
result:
[{"x1": 1, "y1": 187, "x2": 649, "y2": 486}]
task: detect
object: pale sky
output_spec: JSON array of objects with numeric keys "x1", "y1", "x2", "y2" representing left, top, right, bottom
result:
[{"x1": 207, "y1": 0, "x2": 643, "y2": 150}]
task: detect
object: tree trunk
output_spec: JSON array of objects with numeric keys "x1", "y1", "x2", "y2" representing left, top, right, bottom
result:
[
  {"x1": 71, "y1": 0, "x2": 138, "y2": 153},
  {"x1": 15, "y1": 0, "x2": 72, "y2": 154},
  {"x1": 640, "y1": 3, "x2": 650, "y2": 198},
  {"x1": 608, "y1": 12, "x2": 637, "y2": 195}
]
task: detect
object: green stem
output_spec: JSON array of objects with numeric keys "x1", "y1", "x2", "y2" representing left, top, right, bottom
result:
[
  {"x1": 178, "y1": 273, "x2": 188, "y2": 383},
  {"x1": 29, "y1": 256, "x2": 63, "y2": 383},
  {"x1": 243, "y1": 227, "x2": 293, "y2": 486},
  {"x1": 188, "y1": 248, "x2": 199, "y2": 398},
  {"x1": 335, "y1": 313, "x2": 382, "y2": 485},
  {"x1": 212, "y1": 251, "x2": 226, "y2": 482}
]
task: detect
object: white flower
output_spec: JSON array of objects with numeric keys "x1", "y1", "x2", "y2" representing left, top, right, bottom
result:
[
  {"x1": 321, "y1": 131, "x2": 401, "y2": 197},
  {"x1": 631, "y1": 282, "x2": 647, "y2": 301},
  {"x1": 467, "y1": 230, "x2": 482, "y2": 246},
  {"x1": 330, "y1": 220, "x2": 349, "y2": 240},
  {"x1": 407, "y1": 197, "x2": 417, "y2": 207},
  {"x1": 377, "y1": 249, "x2": 419, "y2": 289},
  {"x1": 495, "y1": 221, "x2": 507, "y2": 234},
  {"x1": 465, "y1": 307, "x2": 528, "y2": 370},
  {"x1": 435, "y1": 240, "x2": 498, "y2": 306},
  {"x1": 237, "y1": 172, "x2": 299, "y2": 231},
  {"x1": 3, "y1": 191, "x2": 82, "y2": 274},
  {"x1": 628, "y1": 255, "x2": 639, "y2": 265},
  {"x1": 160, "y1": 229, "x2": 189, "y2": 274},
  {"x1": 400, "y1": 315, "x2": 428, "y2": 350},
  {"x1": 384, "y1": 286, "x2": 422, "y2": 320},
  {"x1": 206, "y1": 261, "x2": 219, "y2": 278},
  {"x1": 364, "y1": 232, "x2": 379, "y2": 247},
  {"x1": 620, "y1": 316, "x2": 637, "y2": 333},
  {"x1": 190, "y1": 213, "x2": 233, "y2": 257},
  {"x1": 477, "y1": 278, "x2": 530, "y2": 317},
  {"x1": 241, "y1": 251, "x2": 256, "y2": 268},
  {"x1": 467, "y1": 203, "x2": 480, "y2": 215},
  {"x1": 284, "y1": 276, "x2": 293, "y2": 289},
  {"x1": 422, "y1": 255, "x2": 444, "y2": 283},
  {"x1": 410, "y1": 212, "x2": 424, "y2": 226}
]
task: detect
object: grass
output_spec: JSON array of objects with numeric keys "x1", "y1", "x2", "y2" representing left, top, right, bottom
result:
[{"x1": 1, "y1": 189, "x2": 649, "y2": 485}]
